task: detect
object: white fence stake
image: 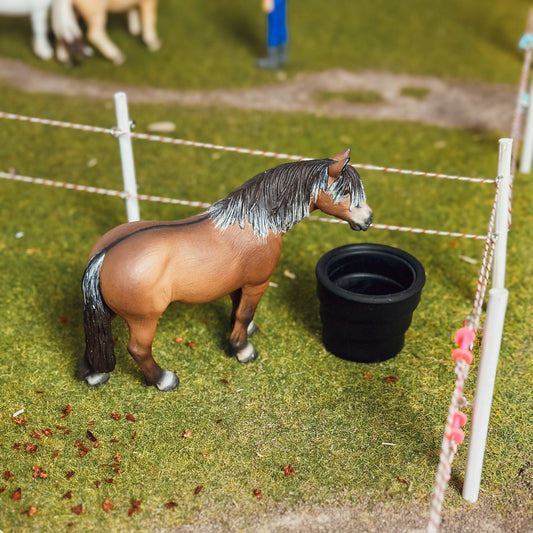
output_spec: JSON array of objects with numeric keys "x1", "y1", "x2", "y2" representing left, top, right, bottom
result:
[
  {"x1": 462, "y1": 138, "x2": 512, "y2": 503},
  {"x1": 114, "y1": 92, "x2": 140, "y2": 222},
  {"x1": 519, "y1": 80, "x2": 533, "y2": 174}
]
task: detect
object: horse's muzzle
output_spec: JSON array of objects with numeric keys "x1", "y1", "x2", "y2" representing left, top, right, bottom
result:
[{"x1": 349, "y1": 212, "x2": 373, "y2": 231}]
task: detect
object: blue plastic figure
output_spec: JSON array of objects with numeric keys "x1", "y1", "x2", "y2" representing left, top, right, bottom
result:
[{"x1": 257, "y1": 0, "x2": 288, "y2": 69}]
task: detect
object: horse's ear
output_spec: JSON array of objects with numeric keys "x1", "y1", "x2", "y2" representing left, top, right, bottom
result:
[
  {"x1": 328, "y1": 157, "x2": 350, "y2": 179},
  {"x1": 331, "y1": 148, "x2": 351, "y2": 161}
]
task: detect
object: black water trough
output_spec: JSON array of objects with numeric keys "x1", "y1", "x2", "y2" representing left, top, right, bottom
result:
[{"x1": 316, "y1": 243, "x2": 425, "y2": 363}]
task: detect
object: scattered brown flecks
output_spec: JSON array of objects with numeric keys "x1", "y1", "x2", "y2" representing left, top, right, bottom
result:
[
  {"x1": 94, "y1": 481, "x2": 101, "y2": 488},
  {"x1": 52, "y1": 450, "x2": 59, "y2": 459},
  {"x1": 78, "y1": 445, "x2": 90, "y2": 457},
  {"x1": 66, "y1": 471, "x2": 75, "y2": 481},
  {"x1": 194, "y1": 485, "x2": 203, "y2": 495},
  {"x1": 201, "y1": 452, "x2": 208, "y2": 457},
  {"x1": 110, "y1": 438, "x2": 119, "y2": 443},
  {"x1": 450, "y1": 240, "x2": 459, "y2": 248},
  {"x1": 219, "y1": 378, "x2": 229, "y2": 384},
  {"x1": 128, "y1": 499, "x2": 141, "y2": 517},
  {"x1": 104, "y1": 478, "x2": 114, "y2": 484},
  {"x1": 102, "y1": 498, "x2": 114, "y2": 512},
  {"x1": 385, "y1": 376, "x2": 398, "y2": 383},
  {"x1": 126, "y1": 414, "x2": 136, "y2": 422},
  {"x1": 71, "y1": 504, "x2": 83, "y2": 515},
  {"x1": 34, "y1": 390, "x2": 44, "y2": 394},
  {"x1": 4, "y1": 471, "x2": 15, "y2": 480},
  {"x1": 86, "y1": 430, "x2": 99, "y2": 448},
  {"x1": 114, "y1": 468, "x2": 125, "y2": 474},
  {"x1": 282, "y1": 465, "x2": 295, "y2": 477},
  {"x1": 215, "y1": 419, "x2": 222, "y2": 424},
  {"x1": 131, "y1": 432, "x2": 137, "y2": 440},
  {"x1": 56, "y1": 425, "x2": 67, "y2": 430},
  {"x1": 63, "y1": 490, "x2": 72, "y2": 499},
  {"x1": 31, "y1": 429, "x2": 50, "y2": 438},
  {"x1": 362, "y1": 372, "x2": 374, "y2": 379},
  {"x1": 111, "y1": 412, "x2": 121, "y2": 420},
  {"x1": 164, "y1": 501, "x2": 178, "y2": 510},
  {"x1": 186, "y1": 341, "x2": 197, "y2": 349},
  {"x1": 12, "y1": 487, "x2": 22, "y2": 500},
  {"x1": 13, "y1": 416, "x2": 28, "y2": 426},
  {"x1": 59, "y1": 314, "x2": 68, "y2": 324},
  {"x1": 62, "y1": 405, "x2": 74, "y2": 417},
  {"x1": 13, "y1": 443, "x2": 22, "y2": 450},
  {"x1": 182, "y1": 429, "x2": 193, "y2": 439},
  {"x1": 396, "y1": 477, "x2": 407, "y2": 484},
  {"x1": 253, "y1": 489, "x2": 262, "y2": 499},
  {"x1": 87, "y1": 420, "x2": 95, "y2": 426},
  {"x1": 25, "y1": 443, "x2": 37, "y2": 454},
  {"x1": 113, "y1": 452, "x2": 121, "y2": 464},
  {"x1": 31, "y1": 466, "x2": 47, "y2": 479},
  {"x1": 173, "y1": 335, "x2": 183, "y2": 344},
  {"x1": 21, "y1": 505, "x2": 38, "y2": 516},
  {"x1": 0, "y1": 485, "x2": 7, "y2": 493}
]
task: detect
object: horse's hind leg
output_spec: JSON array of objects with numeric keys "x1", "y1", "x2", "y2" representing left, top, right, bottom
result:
[
  {"x1": 30, "y1": 5, "x2": 54, "y2": 59},
  {"x1": 126, "y1": 317, "x2": 179, "y2": 391},
  {"x1": 228, "y1": 283, "x2": 268, "y2": 363},
  {"x1": 230, "y1": 289, "x2": 259, "y2": 337}
]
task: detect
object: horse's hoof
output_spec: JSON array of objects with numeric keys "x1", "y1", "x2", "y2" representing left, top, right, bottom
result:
[
  {"x1": 85, "y1": 372, "x2": 110, "y2": 387},
  {"x1": 236, "y1": 343, "x2": 258, "y2": 363},
  {"x1": 156, "y1": 370, "x2": 179, "y2": 392}
]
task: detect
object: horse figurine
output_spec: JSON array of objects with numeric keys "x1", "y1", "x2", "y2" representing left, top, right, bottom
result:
[
  {"x1": 63, "y1": 0, "x2": 161, "y2": 65},
  {"x1": 0, "y1": 0, "x2": 84, "y2": 61},
  {"x1": 78, "y1": 149, "x2": 373, "y2": 391}
]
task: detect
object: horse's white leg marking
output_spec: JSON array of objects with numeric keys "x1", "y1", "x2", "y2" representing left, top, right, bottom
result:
[
  {"x1": 85, "y1": 372, "x2": 110, "y2": 386},
  {"x1": 236, "y1": 342, "x2": 258, "y2": 363},
  {"x1": 127, "y1": 8, "x2": 141, "y2": 36},
  {"x1": 30, "y1": 3, "x2": 54, "y2": 59},
  {"x1": 156, "y1": 369, "x2": 179, "y2": 392},
  {"x1": 247, "y1": 321, "x2": 259, "y2": 337}
]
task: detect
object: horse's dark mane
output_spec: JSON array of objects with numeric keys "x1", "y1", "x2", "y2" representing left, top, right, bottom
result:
[{"x1": 207, "y1": 158, "x2": 366, "y2": 238}]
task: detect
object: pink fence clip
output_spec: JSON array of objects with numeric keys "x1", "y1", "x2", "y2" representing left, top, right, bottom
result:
[
  {"x1": 446, "y1": 411, "x2": 468, "y2": 445},
  {"x1": 452, "y1": 327, "x2": 475, "y2": 364}
]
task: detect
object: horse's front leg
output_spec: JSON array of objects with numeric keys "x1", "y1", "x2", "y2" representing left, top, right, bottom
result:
[
  {"x1": 228, "y1": 282, "x2": 269, "y2": 363},
  {"x1": 139, "y1": 0, "x2": 161, "y2": 51},
  {"x1": 30, "y1": 6, "x2": 54, "y2": 59}
]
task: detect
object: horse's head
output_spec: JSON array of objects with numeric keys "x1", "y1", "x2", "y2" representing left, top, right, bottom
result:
[{"x1": 312, "y1": 149, "x2": 373, "y2": 231}]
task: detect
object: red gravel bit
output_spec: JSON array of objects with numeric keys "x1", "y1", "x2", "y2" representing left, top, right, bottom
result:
[
  {"x1": 71, "y1": 504, "x2": 83, "y2": 515},
  {"x1": 13, "y1": 416, "x2": 28, "y2": 426},
  {"x1": 102, "y1": 498, "x2": 114, "y2": 512},
  {"x1": 194, "y1": 485, "x2": 203, "y2": 495},
  {"x1": 4, "y1": 471, "x2": 15, "y2": 480},
  {"x1": 253, "y1": 489, "x2": 262, "y2": 499},
  {"x1": 24, "y1": 443, "x2": 37, "y2": 454},
  {"x1": 182, "y1": 429, "x2": 193, "y2": 439},
  {"x1": 385, "y1": 376, "x2": 398, "y2": 383},
  {"x1": 31, "y1": 466, "x2": 48, "y2": 479},
  {"x1": 128, "y1": 499, "x2": 141, "y2": 517},
  {"x1": 111, "y1": 412, "x2": 121, "y2": 420},
  {"x1": 62, "y1": 405, "x2": 74, "y2": 417},
  {"x1": 21, "y1": 505, "x2": 38, "y2": 516},
  {"x1": 282, "y1": 465, "x2": 295, "y2": 477},
  {"x1": 63, "y1": 491, "x2": 72, "y2": 499},
  {"x1": 164, "y1": 501, "x2": 178, "y2": 510},
  {"x1": 126, "y1": 414, "x2": 136, "y2": 422},
  {"x1": 12, "y1": 488, "x2": 22, "y2": 500},
  {"x1": 66, "y1": 471, "x2": 75, "y2": 480}
]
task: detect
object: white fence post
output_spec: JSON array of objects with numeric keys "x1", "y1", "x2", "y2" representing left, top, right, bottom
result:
[
  {"x1": 462, "y1": 138, "x2": 512, "y2": 503},
  {"x1": 519, "y1": 80, "x2": 533, "y2": 174},
  {"x1": 114, "y1": 92, "x2": 140, "y2": 222}
]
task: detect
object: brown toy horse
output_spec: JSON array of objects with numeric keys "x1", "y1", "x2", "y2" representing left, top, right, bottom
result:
[{"x1": 78, "y1": 149, "x2": 373, "y2": 391}]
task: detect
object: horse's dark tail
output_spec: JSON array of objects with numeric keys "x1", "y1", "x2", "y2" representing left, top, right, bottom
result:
[{"x1": 80, "y1": 250, "x2": 116, "y2": 375}]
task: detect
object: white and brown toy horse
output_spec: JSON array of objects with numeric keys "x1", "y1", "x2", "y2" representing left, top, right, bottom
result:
[{"x1": 78, "y1": 149, "x2": 373, "y2": 392}]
